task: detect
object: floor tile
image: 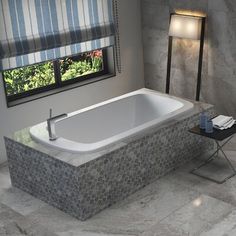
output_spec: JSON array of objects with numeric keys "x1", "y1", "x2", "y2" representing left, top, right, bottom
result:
[
  {"x1": 162, "y1": 152, "x2": 236, "y2": 206},
  {"x1": 200, "y1": 209, "x2": 236, "y2": 236},
  {"x1": 0, "y1": 163, "x2": 9, "y2": 176},
  {"x1": 57, "y1": 231, "x2": 135, "y2": 236},
  {"x1": 190, "y1": 155, "x2": 235, "y2": 183},
  {"x1": 89, "y1": 179, "x2": 200, "y2": 233},
  {"x1": 0, "y1": 163, "x2": 11, "y2": 197},
  {"x1": 0, "y1": 173, "x2": 11, "y2": 196},
  {"x1": 0, "y1": 164, "x2": 46, "y2": 217},
  {"x1": 26, "y1": 180, "x2": 199, "y2": 235},
  {"x1": 0, "y1": 203, "x2": 57, "y2": 236},
  {"x1": 0, "y1": 187, "x2": 46, "y2": 216},
  {"x1": 224, "y1": 136, "x2": 236, "y2": 151},
  {"x1": 141, "y1": 195, "x2": 235, "y2": 236},
  {"x1": 0, "y1": 203, "x2": 22, "y2": 227},
  {"x1": 2, "y1": 218, "x2": 58, "y2": 236}
]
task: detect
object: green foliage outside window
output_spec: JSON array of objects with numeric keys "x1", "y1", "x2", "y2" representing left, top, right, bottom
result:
[
  {"x1": 4, "y1": 62, "x2": 55, "y2": 96},
  {"x1": 3, "y1": 50, "x2": 104, "y2": 97},
  {"x1": 60, "y1": 50, "x2": 103, "y2": 81}
]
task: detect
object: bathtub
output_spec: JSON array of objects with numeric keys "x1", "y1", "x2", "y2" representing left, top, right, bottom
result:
[{"x1": 30, "y1": 89, "x2": 193, "y2": 153}]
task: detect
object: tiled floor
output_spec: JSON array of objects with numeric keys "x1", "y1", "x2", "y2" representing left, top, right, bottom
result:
[{"x1": 1, "y1": 142, "x2": 236, "y2": 235}]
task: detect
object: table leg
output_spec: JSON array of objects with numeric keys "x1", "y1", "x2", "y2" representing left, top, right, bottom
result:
[
  {"x1": 190, "y1": 135, "x2": 236, "y2": 184},
  {"x1": 216, "y1": 140, "x2": 236, "y2": 173}
]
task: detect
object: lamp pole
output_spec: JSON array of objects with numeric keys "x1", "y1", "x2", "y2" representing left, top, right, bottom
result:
[
  {"x1": 196, "y1": 17, "x2": 206, "y2": 101},
  {"x1": 165, "y1": 35, "x2": 173, "y2": 94}
]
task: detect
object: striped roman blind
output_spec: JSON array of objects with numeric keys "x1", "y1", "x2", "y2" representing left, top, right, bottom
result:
[{"x1": 0, "y1": 0, "x2": 116, "y2": 71}]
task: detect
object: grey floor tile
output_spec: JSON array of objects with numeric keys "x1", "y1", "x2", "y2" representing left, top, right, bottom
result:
[
  {"x1": 0, "y1": 164, "x2": 46, "y2": 217},
  {"x1": 163, "y1": 151, "x2": 236, "y2": 207},
  {"x1": 89, "y1": 179, "x2": 200, "y2": 232},
  {"x1": 0, "y1": 163, "x2": 11, "y2": 197},
  {"x1": 141, "y1": 195, "x2": 235, "y2": 236},
  {"x1": 2, "y1": 217, "x2": 58, "y2": 236},
  {"x1": 190, "y1": 155, "x2": 235, "y2": 183},
  {"x1": 0, "y1": 173, "x2": 11, "y2": 197},
  {"x1": 0, "y1": 187, "x2": 46, "y2": 216},
  {"x1": 26, "y1": 205, "x2": 140, "y2": 236},
  {"x1": 224, "y1": 150, "x2": 236, "y2": 158},
  {"x1": 26, "y1": 180, "x2": 199, "y2": 235},
  {"x1": 0, "y1": 203, "x2": 22, "y2": 227},
  {"x1": 200, "y1": 209, "x2": 236, "y2": 236},
  {"x1": 0, "y1": 163, "x2": 9, "y2": 175},
  {"x1": 162, "y1": 156, "x2": 216, "y2": 189},
  {"x1": 57, "y1": 232, "x2": 135, "y2": 236},
  {"x1": 224, "y1": 136, "x2": 236, "y2": 151},
  {"x1": 0, "y1": 203, "x2": 57, "y2": 236},
  {"x1": 141, "y1": 224, "x2": 189, "y2": 236}
]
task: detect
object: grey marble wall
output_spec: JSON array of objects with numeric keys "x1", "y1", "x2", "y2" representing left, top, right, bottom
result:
[{"x1": 141, "y1": 0, "x2": 236, "y2": 117}]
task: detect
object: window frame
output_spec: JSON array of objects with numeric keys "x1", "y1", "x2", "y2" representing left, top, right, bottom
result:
[{"x1": 3, "y1": 47, "x2": 114, "y2": 107}]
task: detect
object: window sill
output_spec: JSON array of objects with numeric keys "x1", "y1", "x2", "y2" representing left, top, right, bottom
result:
[{"x1": 6, "y1": 72, "x2": 116, "y2": 107}]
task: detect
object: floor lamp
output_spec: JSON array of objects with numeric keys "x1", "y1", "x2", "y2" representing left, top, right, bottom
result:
[{"x1": 165, "y1": 13, "x2": 206, "y2": 101}]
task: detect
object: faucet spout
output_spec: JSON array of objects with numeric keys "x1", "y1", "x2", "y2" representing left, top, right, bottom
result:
[{"x1": 47, "y1": 113, "x2": 67, "y2": 141}]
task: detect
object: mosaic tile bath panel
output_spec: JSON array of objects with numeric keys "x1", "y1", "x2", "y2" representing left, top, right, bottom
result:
[{"x1": 5, "y1": 106, "x2": 214, "y2": 220}]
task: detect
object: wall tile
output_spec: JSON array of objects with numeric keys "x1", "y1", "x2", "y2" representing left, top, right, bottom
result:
[
  {"x1": 141, "y1": 0, "x2": 236, "y2": 116},
  {"x1": 208, "y1": 0, "x2": 236, "y2": 12},
  {"x1": 169, "y1": 0, "x2": 208, "y2": 13},
  {"x1": 142, "y1": 29, "x2": 168, "y2": 65},
  {"x1": 141, "y1": 1, "x2": 170, "y2": 31},
  {"x1": 144, "y1": 63, "x2": 166, "y2": 92},
  {"x1": 170, "y1": 68, "x2": 197, "y2": 100}
]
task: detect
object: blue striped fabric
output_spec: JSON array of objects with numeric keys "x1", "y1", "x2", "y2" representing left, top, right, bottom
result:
[{"x1": 0, "y1": 0, "x2": 115, "y2": 71}]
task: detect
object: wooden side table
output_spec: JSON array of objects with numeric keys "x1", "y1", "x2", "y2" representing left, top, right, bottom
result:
[{"x1": 189, "y1": 125, "x2": 236, "y2": 184}]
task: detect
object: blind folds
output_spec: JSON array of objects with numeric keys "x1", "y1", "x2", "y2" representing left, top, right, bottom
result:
[{"x1": 0, "y1": 0, "x2": 116, "y2": 71}]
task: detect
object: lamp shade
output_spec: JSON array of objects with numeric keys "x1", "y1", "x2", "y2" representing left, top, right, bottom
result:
[{"x1": 169, "y1": 14, "x2": 202, "y2": 40}]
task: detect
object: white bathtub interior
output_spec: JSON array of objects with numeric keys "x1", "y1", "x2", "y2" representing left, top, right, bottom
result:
[{"x1": 56, "y1": 94, "x2": 184, "y2": 144}]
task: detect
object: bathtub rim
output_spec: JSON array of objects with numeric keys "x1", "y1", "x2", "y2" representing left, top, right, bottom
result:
[{"x1": 29, "y1": 88, "x2": 194, "y2": 153}]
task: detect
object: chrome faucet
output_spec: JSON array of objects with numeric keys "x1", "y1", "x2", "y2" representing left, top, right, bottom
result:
[{"x1": 47, "y1": 109, "x2": 67, "y2": 141}]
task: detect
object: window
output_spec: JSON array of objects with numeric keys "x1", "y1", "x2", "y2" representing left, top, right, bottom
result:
[
  {"x1": 4, "y1": 62, "x2": 55, "y2": 97},
  {"x1": 60, "y1": 50, "x2": 105, "y2": 82},
  {"x1": 3, "y1": 48, "x2": 114, "y2": 106}
]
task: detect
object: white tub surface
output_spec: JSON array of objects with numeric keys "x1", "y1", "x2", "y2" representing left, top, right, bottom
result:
[{"x1": 30, "y1": 89, "x2": 193, "y2": 153}]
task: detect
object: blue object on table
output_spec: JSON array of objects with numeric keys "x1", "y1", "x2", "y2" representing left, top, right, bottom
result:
[
  {"x1": 199, "y1": 112, "x2": 208, "y2": 129},
  {"x1": 205, "y1": 119, "x2": 213, "y2": 133}
]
